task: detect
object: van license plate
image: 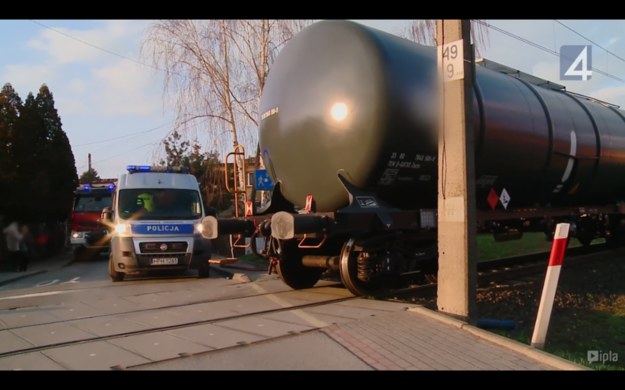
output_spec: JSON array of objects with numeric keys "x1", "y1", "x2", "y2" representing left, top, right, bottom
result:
[{"x1": 151, "y1": 257, "x2": 178, "y2": 265}]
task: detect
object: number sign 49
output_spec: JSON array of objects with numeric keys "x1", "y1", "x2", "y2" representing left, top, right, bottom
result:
[{"x1": 438, "y1": 39, "x2": 464, "y2": 82}]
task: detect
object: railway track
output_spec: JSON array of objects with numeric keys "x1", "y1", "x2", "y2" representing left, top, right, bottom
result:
[
  {"x1": 386, "y1": 243, "x2": 612, "y2": 301},
  {"x1": 0, "y1": 283, "x2": 354, "y2": 361},
  {"x1": 476, "y1": 243, "x2": 610, "y2": 285}
]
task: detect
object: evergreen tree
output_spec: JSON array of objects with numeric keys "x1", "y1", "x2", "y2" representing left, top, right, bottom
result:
[
  {"x1": 0, "y1": 83, "x2": 23, "y2": 219},
  {"x1": 12, "y1": 93, "x2": 47, "y2": 220},
  {"x1": 33, "y1": 85, "x2": 78, "y2": 221},
  {"x1": 79, "y1": 168, "x2": 100, "y2": 184}
]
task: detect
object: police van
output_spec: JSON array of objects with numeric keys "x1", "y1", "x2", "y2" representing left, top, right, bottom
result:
[{"x1": 103, "y1": 165, "x2": 211, "y2": 281}]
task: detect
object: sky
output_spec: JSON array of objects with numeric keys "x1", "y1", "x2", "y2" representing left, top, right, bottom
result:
[{"x1": 1, "y1": 19, "x2": 625, "y2": 179}]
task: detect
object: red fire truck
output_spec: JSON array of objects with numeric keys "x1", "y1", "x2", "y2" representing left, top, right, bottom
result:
[{"x1": 69, "y1": 179, "x2": 117, "y2": 261}]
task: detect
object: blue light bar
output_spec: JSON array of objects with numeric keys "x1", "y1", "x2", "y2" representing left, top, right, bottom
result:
[
  {"x1": 126, "y1": 165, "x2": 189, "y2": 174},
  {"x1": 127, "y1": 165, "x2": 152, "y2": 173},
  {"x1": 83, "y1": 184, "x2": 91, "y2": 191},
  {"x1": 107, "y1": 184, "x2": 116, "y2": 190}
]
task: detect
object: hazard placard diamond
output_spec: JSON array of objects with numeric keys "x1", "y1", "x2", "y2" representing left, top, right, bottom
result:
[
  {"x1": 487, "y1": 188, "x2": 499, "y2": 210},
  {"x1": 500, "y1": 188, "x2": 511, "y2": 210}
]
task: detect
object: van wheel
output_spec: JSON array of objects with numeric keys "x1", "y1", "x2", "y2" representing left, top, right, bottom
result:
[
  {"x1": 111, "y1": 272, "x2": 124, "y2": 282},
  {"x1": 109, "y1": 258, "x2": 125, "y2": 282},
  {"x1": 198, "y1": 262, "x2": 210, "y2": 278}
]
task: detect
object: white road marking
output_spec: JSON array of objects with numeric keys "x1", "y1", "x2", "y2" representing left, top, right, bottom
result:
[
  {"x1": 0, "y1": 290, "x2": 75, "y2": 301},
  {"x1": 62, "y1": 277, "x2": 80, "y2": 284},
  {"x1": 36, "y1": 279, "x2": 60, "y2": 287}
]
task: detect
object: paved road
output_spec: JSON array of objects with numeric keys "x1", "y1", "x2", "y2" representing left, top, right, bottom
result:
[
  {"x1": 0, "y1": 261, "x2": 388, "y2": 370},
  {"x1": 0, "y1": 255, "x2": 108, "y2": 292},
  {"x1": 0, "y1": 254, "x2": 583, "y2": 370}
]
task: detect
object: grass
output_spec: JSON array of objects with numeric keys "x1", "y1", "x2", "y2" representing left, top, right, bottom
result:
[
  {"x1": 545, "y1": 309, "x2": 625, "y2": 370},
  {"x1": 237, "y1": 253, "x2": 269, "y2": 266},
  {"x1": 475, "y1": 232, "x2": 599, "y2": 262},
  {"x1": 493, "y1": 310, "x2": 625, "y2": 370}
]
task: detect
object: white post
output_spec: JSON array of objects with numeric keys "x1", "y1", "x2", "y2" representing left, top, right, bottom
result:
[{"x1": 531, "y1": 223, "x2": 570, "y2": 349}]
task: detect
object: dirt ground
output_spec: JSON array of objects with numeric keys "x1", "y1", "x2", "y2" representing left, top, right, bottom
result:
[{"x1": 401, "y1": 252, "x2": 625, "y2": 370}]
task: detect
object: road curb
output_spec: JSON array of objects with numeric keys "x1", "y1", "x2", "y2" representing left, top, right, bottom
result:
[{"x1": 407, "y1": 306, "x2": 589, "y2": 371}]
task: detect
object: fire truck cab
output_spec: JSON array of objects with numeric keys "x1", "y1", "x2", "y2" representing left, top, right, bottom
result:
[
  {"x1": 70, "y1": 180, "x2": 116, "y2": 261},
  {"x1": 104, "y1": 165, "x2": 211, "y2": 281}
]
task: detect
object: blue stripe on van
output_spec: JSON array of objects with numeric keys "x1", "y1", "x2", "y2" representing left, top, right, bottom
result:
[{"x1": 131, "y1": 224, "x2": 194, "y2": 235}]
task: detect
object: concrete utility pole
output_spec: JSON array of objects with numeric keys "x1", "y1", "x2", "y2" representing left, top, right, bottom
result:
[{"x1": 436, "y1": 20, "x2": 477, "y2": 321}]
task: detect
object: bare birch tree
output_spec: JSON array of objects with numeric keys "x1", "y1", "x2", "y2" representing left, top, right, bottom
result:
[{"x1": 142, "y1": 19, "x2": 312, "y2": 215}]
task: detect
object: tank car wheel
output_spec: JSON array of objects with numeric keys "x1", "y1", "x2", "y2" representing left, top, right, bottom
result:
[
  {"x1": 108, "y1": 257, "x2": 125, "y2": 282},
  {"x1": 339, "y1": 238, "x2": 382, "y2": 297},
  {"x1": 276, "y1": 240, "x2": 323, "y2": 289}
]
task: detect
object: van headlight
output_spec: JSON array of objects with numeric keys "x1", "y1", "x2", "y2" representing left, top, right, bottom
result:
[
  {"x1": 194, "y1": 222, "x2": 204, "y2": 234},
  {"x1": 115, "y1": 223, "x2": 130, "y2": 235}
]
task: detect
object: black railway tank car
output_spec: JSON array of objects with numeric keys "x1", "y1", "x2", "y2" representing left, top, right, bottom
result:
[
  {"x1": 260, "y1": 20, "x2": 625, "y2": 212},
  {"x1": 204, "y1": 20, "x2": 625, "y2": 295}
]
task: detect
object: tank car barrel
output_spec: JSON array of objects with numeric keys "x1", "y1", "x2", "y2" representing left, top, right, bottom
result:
[{"x1": 246, "y1": 20, "x2": 625, "y2": 296}]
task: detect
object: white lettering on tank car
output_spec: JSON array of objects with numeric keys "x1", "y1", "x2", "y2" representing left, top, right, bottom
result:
[
  {"x1": 378, "y1": 168, "x2": 399, "y2": 186},
  {"x1": 553, "y1": 130, "x2": 577, "y2": 193}
]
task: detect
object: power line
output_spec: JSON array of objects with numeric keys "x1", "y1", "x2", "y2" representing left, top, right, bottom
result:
[
  {"x1": 29, "y1": 20, "x2": 165, "y2": 73},
  {"x1": 76, "y1": 142, "x2": 158, "y2": 171},
  {"x1": 473, "y1": 20, "x2": 625, "y2": 84},
  {"x1": 554, "y1": 20, "x2": 625, "y2": 66},
  {"x1": 73, "y1": 121, "x2": 172, "y2": 147},
  {"x1": 94, "y1": 142, "x2": 157, "y2": 164}
]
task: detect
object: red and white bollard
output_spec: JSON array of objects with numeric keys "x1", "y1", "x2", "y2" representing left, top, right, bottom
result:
[{"x1": 531, "y1": 223, "x2": 570, "y2": 349}]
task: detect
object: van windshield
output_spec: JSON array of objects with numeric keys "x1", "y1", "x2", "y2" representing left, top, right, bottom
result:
[
  {"x1": 118, "y1": 189, "x2": 203, "y2": 220},
  {"x1": 74, "y1": 195, "x2": 112, "y2": 213}
]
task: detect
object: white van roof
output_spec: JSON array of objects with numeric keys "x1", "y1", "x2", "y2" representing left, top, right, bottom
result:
[{"x1": 117, "y1": 172, "x2": 199, "y2": 191}]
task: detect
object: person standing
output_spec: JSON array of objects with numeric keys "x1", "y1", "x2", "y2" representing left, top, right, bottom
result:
[
  {"x1": 3, "y1": 221, "x2": 22, "y2": 271},
  {"x1": 19, "y1": 225, "x2": 35, "y2": 271}
]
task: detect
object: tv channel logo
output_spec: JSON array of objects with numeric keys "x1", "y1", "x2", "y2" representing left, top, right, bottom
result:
[
  {"x1": 560, "y1": 45, "x2": 592, "y2": 81},
  {"x1": 587, "y1": 350, "x2": 618, "y2": 364}
]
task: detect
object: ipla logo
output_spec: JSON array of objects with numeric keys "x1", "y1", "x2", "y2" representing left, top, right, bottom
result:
[
  {"x1": 587, "y1": 350, "x2": 618, "y2": 364},
  {"x1": 560, "y1": 45, "x2": 592, "y2": 81}
]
